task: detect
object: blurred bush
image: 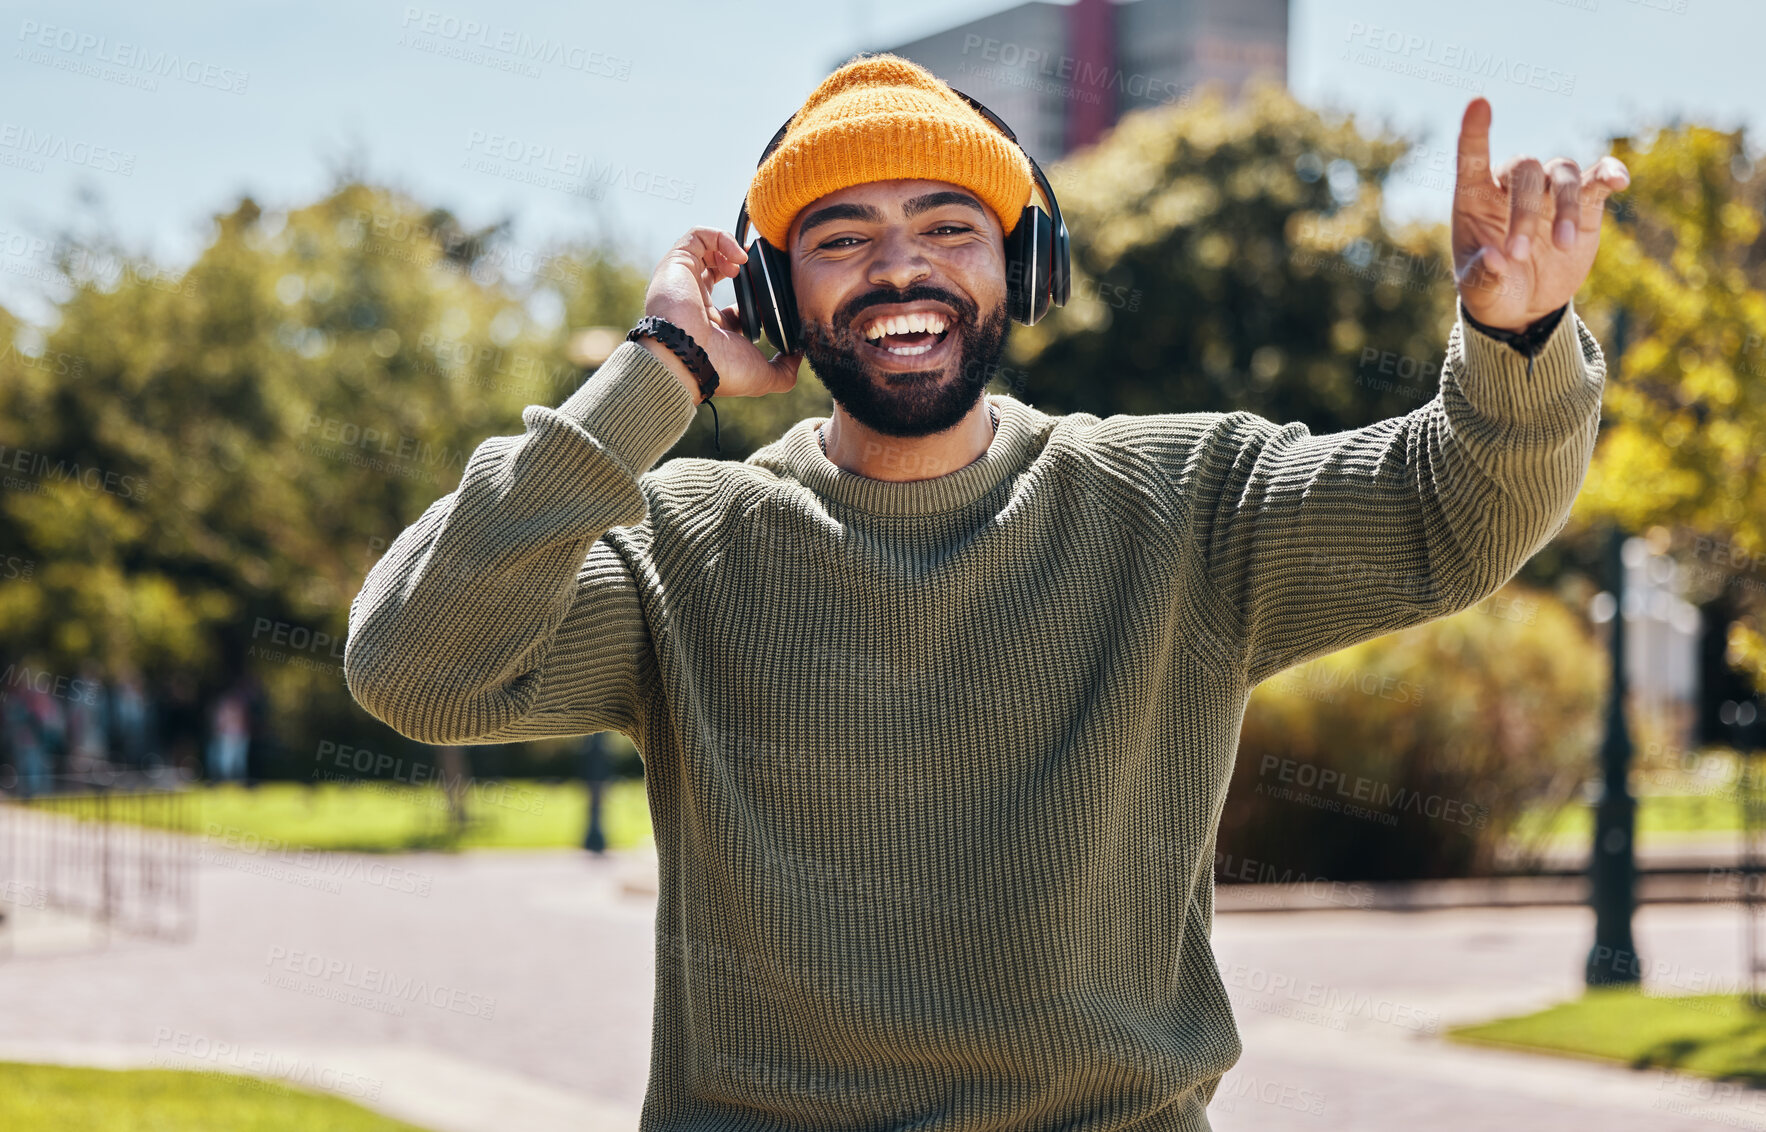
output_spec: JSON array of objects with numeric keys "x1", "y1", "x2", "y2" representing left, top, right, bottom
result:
[{"x1": 1216, "y1": 582, "x2": 1605, "y2": 882}]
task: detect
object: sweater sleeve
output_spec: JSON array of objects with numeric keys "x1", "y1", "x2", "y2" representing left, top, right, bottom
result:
[
  {"x1": 343, "y1": 339, "x2": 699, "y2": 745},
  {"x1": 1165, "y1": 299, "x2": 1605, "y2": 687}
]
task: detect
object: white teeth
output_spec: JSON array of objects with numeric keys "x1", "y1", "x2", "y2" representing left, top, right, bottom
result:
[{"x1": 862, "y1": 312, "x2": 948, "y2": 340}]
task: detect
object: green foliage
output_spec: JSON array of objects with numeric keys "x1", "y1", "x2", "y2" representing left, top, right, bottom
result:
[
  {"x1": 1217, "y1": 583, "x2": 1605, "y2": 881},
  {"x1": 1570, "y1": 122, "x2": 1766, "y2": 691},
  {"x1": 0, "y1": 182, "x2": 654, "y2": 771},
  {"x1": 1008, "y1": 78, "x2": 1459, "y2": 430}
]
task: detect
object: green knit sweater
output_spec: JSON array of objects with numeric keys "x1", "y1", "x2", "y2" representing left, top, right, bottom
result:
[{"x1": 345, "y1": 303, "x2": 1605, "y2": 1131}]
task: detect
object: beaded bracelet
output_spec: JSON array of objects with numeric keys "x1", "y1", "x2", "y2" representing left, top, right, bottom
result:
[{"x1": 627, "y1": 315, "x2": 723, "y2": 452}]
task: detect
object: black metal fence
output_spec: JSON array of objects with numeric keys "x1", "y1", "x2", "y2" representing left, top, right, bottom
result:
[{"x1": 0, "y1": 775, "x2": 196, "y2": 956}]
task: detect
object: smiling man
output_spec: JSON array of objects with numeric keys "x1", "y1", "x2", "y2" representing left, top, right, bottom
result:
[
  {"x1": 790, "y1": 178, "x2": 1013, "y2": 454},
  {"x1": 346, "y1": 54, "x2": 1626, "y2": 1132}
]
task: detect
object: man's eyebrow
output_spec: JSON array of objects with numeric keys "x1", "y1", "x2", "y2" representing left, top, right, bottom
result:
[
  {"x1": 903, "y1": 190, "x2": 986, "y2": 220},
  {"x1": 797, "y1": 202, "x2": 882, "y2": 244},
  {"x1": 796, "y1": 192, "x2": 987, "y2": 245}
]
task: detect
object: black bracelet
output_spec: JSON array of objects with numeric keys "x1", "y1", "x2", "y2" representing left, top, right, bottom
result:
[
  {"x1": 628, "y1": 315, "x2": 723, "y2": 452},
  {"x1": 1461, "y1": 301, "x2": 1568, "y2": 358}
]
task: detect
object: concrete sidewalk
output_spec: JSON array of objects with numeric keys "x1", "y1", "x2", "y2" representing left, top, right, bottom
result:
[{"x1": 1, "y1": 843, "x2": 1759, "y2": 1131}]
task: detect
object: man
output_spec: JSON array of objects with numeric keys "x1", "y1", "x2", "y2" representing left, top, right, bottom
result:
[{"x1": 346, "y1": 54, "x2": 1624, "y2": 1132}]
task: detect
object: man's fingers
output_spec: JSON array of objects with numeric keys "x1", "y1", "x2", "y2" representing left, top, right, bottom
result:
[
  {"x1": 1501, "y1": 158, "x2": 1549, "y2": 261},
  {"x1": 1578, "y1": 156, "x2": 1631, "y2": 229},
  {"x1": 1457, "y1": 243, "x2": 1508, "y2": 296},
  {"x1": 1453, "y1": 97, "x2": 1496, "y2": 205},
  {"x1": 1546, "y1": 158, "x2": 1582, "y2": 250},
  {"x1": 771, "y1": 350, "x2": 803, "y2": 384}
]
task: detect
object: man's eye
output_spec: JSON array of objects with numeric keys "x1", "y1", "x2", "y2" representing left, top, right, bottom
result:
[{"x1": 818, "y1": 225, "x2": 971, "y2": 250}]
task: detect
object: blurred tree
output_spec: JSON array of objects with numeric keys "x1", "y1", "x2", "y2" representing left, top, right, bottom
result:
[
  {"x1": 0, "y1": 182, "x2": 652, "y2": 774},
  {"x1": 1568, "y1": 123, "x2": 1766, "y2": 694},
  {"x1": 1005, "y1": 77, "x2": 1460, "y2": 431}
]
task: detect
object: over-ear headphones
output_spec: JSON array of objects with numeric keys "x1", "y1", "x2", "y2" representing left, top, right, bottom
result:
[{"x1": 733, "y1": 85, "x2": 1070, "y2": 356}]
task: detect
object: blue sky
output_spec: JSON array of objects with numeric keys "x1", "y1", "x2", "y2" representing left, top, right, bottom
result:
[{"x1": 1, "y1": 0, "x2": 1759, "y2": 327}]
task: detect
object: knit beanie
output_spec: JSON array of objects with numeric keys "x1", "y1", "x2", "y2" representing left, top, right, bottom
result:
[{"x1": 746, "y1": 53, "x2": 1035, "y2": 249}]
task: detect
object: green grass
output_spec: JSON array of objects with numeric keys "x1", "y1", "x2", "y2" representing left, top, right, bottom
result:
[
  {"x1": 1450, "y1": 988, "x2": 1766, "y2": 1084},
  {"x1": 40, "y1": 780, "x2": 655, "y2": 855},
  {"x1": 0, "y1": 1061, "x2": 436, "y2": 1131},
  {"x1": 1513, "y1": 791, "x2": 1744, "y2": 841}
]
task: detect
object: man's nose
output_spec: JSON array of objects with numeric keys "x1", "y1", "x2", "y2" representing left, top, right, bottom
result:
[{"x1": 866, "y1": 230, "x2": 932, "y2": 291}]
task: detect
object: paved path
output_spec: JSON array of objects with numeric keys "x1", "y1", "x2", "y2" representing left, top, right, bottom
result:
[{"x1": 0, "y1": 841, "x2": 1759, "y2": 1130}]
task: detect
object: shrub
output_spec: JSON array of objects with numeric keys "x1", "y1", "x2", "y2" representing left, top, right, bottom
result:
[{"x1": 1216, "y1": 582, "x2": 1606, "y2": 882}]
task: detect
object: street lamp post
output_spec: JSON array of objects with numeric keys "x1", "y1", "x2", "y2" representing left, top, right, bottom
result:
[{"x1": 1587, "y1": 523, "x2": 1642, "y2": 986}]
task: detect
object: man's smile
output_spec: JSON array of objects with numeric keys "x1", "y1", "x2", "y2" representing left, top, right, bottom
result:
[{"x1": 858, "y1": 323, "x2": 957, "y2": 368}]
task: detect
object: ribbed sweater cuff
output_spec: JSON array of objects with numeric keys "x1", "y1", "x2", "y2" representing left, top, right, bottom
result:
[
  {"x1": 549, "y1": 339, "x2": 700, "y2": 478},
  {"x1": 1455, "y1": 297, "x2": 1592, "y2": 431}
]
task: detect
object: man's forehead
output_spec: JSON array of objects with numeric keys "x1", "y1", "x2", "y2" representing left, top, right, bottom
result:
[{"x1": 812, "y1": 178, "x2": 969, "y2": 206}]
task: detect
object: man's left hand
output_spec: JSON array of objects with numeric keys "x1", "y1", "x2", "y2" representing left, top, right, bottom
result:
[{"x1": 1451, "y1": 96, "x2": 1630, "y2": 332}]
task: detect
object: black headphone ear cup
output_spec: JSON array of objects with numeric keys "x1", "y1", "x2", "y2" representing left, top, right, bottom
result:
[
  {"x1": 737, "y1": 237, "x2": 797, "y2": 354},
  {"x1": 1051, "y1": 220, "x2": 1070, "y2": 309},
  {"x1": 733, "y1": 242, "x2": 764, "y2": 343},
  {"x1": 1005, "y1": 205, "x2": 1056, "y2": 325},
  {"x1": 1003, "y1": 208, "x2": 1030, "y2": 324},
  {"x1": 757, "y1": 239, "x2": 798, "y2": 354}
]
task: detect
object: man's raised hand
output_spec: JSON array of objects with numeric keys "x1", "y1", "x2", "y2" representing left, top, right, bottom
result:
[
  {"x1": 643, "y1": 227, "x2": 804, "y2": 399},
  {"x1": 1451, "y1": 97, "x2": 1630, "y2": 332}
]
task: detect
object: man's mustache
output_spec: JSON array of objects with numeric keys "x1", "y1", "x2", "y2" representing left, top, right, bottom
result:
[{"x1": 835, "y1": 287, "x2": 978, "y2": 332}]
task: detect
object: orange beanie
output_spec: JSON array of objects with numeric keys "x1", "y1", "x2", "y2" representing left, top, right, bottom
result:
[{"x1": 746, "y1": 53, "x2": 1035, "y2": 249}]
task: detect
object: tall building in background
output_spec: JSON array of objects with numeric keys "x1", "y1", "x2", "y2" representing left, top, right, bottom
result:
[{"x1": 859, "y1": 0, "x2": 1288, "y2": 168}]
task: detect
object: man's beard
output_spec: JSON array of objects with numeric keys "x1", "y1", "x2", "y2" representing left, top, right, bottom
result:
[{"x1": 799, "y1": 285, "x2": 1011, "y2": 439}]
